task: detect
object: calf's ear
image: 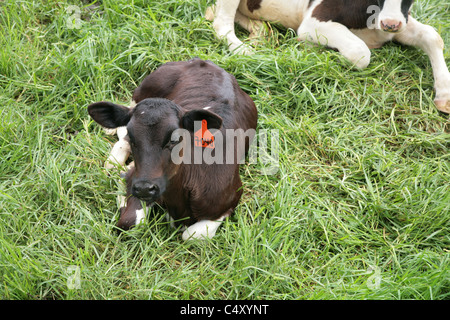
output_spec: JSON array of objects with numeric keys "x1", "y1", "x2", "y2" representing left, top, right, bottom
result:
[
  {"x1": 88, "y1": 102, "x2": 132, "y2": 128},
  {"x1": 181, "y1": 109, "x2": 223, "y2": 131}
]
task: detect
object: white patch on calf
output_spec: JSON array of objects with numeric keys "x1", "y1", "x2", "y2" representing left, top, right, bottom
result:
[
  {"x1": 104, "y1": 100, "x2": 136, "y2": 169},
  {"x1": 351, "y1": 28, "x2": 396, "y2": 49},
  {"x1": 105, "y1": 126, "x2": 131, "y2": 169},
  {"x1": 135, "y1": 208, "x2": 146, "y2": 226},
  {"x1": 237, "y1": 0, "x2": 307, "y2": 30},
  {"x1": 182, "y1": 216, "x2": 227, "y2": 241}
]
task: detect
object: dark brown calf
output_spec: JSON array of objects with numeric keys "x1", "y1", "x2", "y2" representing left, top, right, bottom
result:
[{"x1": 88, "y1": 58, "x2": 257, "y2": 240}]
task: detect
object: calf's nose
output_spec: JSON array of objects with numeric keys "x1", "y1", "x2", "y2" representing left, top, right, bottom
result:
[
  {"x1": 381, "y1": 19, "x2": 402, "y2": 32},
  {"x1": 132, "y1": 181, "x2": 160, "y2": 200}
]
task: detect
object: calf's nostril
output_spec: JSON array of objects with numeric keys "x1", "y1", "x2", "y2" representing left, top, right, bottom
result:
[
  {"x1": 381, "y1": 20, "x2": 402, "y2": 32},
  {"x1": 146, "y1": 184, "x2": 158, "y2": 195},
  {"x1": 132, "y1": 182, "x2": 159, "y2": 199}
]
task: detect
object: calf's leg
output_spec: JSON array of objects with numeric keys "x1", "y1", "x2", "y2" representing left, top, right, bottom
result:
[
  {"x1": 394, "y1": 17, "x2": 450, "y2": 113},
  {"x1": 182, "y1": 211, "x2": 231, "y2": 241},
  {"x1": 207, "y1": 0, "x2": 253, "y2": 54},
  {"x1": 117, "y1": 196, "x2": 148, "y2": 230},
  {"x1": 298, "y1": 18, "x2": 371, "y2": 69}
]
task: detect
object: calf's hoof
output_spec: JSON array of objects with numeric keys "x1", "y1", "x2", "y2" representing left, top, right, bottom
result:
[{"x1": 434, "y1": 98, "x2": 450, "y2": 114}]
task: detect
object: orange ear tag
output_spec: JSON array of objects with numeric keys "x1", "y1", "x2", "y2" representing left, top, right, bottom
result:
[{"x1": 194, "y1": 119, "x2": 215, "y2": 149}]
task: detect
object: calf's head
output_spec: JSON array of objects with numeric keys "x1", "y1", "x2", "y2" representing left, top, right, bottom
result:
[
  {"x1": 377, "y1": 0, "x2": 414, "y2": 33},
  {"x1": 88, "y1": 98, "x2": 222, "y2": 202}
]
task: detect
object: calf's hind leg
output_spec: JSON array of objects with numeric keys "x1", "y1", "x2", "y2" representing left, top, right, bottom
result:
[
  {"x1": 298, "y1": 18, "x2": 371, "y2": 69},
  {"x1": 182, "y1": 212, "x2": 230, "y2": 241}
]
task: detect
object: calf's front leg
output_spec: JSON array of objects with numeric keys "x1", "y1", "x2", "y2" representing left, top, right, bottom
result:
[
  {"x1": 394, "y1": 17, "x2": 450, "y2": 113},
  {"x1": 117, "y1": 196, "x2": 147, "y2": 230},
  {"x1": 207, "y1": 0, "x2": 253, "y2": 54}
]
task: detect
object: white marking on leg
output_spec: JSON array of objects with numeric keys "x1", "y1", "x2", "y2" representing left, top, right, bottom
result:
[
  {"x1": 105, "y1": 126, "x2": 131, "y2": 169},
  {"x1": 105, "y1": 99, "x2": 136, "y2": 168},
  {"x1": 104, "y1": 128, "x2": 117, "y2": 135},
  {"x1": 135, "y1": 208, "x2": 146, "y2": 226},
  {"x1": 126, "y1": 161, "x2": 135, "y2": 171},
  {"x1": 182, "y1": 216, "x2": 226, "y2": 241}
]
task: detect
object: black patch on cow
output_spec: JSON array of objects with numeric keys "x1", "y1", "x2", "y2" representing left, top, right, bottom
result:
[
  {"x1": 313, "y1": 0, "x2": 381, "y2": 30},
  {"x1": 401, "y1": 0, "x2": 414, "y2": 22},
  {"x1": 247, "y1": 0, "x2": 262, "y2": 12},
  {"x1": 313, "y1": 0, "x2": 414, "y2": 29},
  {"x1": 376, "y1": 0, "x2": 386, "y2": 10}
]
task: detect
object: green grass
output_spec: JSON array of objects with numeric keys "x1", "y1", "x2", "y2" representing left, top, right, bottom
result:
[{"x1": 0, "y1": 0, "x2": 449, "y2": 300}]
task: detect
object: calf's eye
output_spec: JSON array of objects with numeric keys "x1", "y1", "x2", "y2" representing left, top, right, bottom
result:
[{"x1": 166, "y1": 132, "x2": 182, "y2": 148}]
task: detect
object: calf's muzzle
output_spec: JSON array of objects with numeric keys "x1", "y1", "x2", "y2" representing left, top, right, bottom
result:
[
  {"x1": 380, "y1": 19, "x2": 403, "y2": 33},
  {"x1": 132, "y1": 179, "x2": 161, "y2": 201}
]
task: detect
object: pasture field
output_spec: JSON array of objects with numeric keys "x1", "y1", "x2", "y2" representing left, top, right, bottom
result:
[{"x1": 0, "y1": 0, "x2": 449, "y2": 300}]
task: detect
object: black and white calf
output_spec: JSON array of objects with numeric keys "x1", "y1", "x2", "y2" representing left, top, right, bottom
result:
[{"x1": 207, "y1": 0, "x2": 450, "y2": 113}]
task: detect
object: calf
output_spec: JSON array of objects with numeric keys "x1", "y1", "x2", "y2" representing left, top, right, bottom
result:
[
  {"x1": 88, "y1": 59, "x2": 258, "y2": 240},
  {"x1": 207, "y1": 0, "x2": 450, "y2": 113}
]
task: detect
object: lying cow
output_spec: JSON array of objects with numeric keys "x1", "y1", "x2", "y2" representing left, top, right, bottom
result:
[
  {"x1": 206, "y1": 0, "x2": 450, "y2": 113},
  {"x1": 88, "y1": 59, "x2": 258, "y2": 240}
]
